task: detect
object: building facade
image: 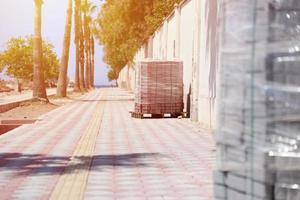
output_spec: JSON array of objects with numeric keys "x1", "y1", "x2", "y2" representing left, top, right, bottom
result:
[{"x1": 117, "y1": 0, "x2": 219, "y2": 129}]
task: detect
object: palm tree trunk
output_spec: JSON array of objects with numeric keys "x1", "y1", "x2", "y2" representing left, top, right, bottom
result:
[
  {"x1": 57, "y1": 0, "x2": 73, "y2": 97},
  {"x1": 84, "y1": 44, "x2": 90, "y2": 89},
  {"x1": 84, "y1": 42, "x2": 90, "y2": 89},
  {"x1": 87, "y1": 33, "x2": 92, "y2": 88},
  {"x1": 84, "y1": 31, "x2": 90, "y2": 89},
  {"x1": 90, "y1": 35, "x2": 95, "y2": 87},
  {"x1": 83, "y1": 0, "x2": 91, "y2": 89},
  {"x1": 74, "y1": 0, "x2": 81, "y2": 92},
  {"x1": 33, "y1": 0, "x2": 48, "y2": 102},
  {"x1": 79, "y1": 5, "x2": 86, "y2": 90}
]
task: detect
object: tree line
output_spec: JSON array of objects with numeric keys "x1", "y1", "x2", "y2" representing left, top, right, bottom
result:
[
  {"x1": 0, "y1": 0, "x2": 181, "y2": 101},
  {"x1": 46, "y1": 0, "x2": 97, "y2": 99},
  {"x1": 57, "y1": 0, "x2": 97, "y2": 97},
  {"x1": 96, "y1": 0, "x2": 182, "y2": 81},
  {"x1": 0, "y1": 36, "x2": 59, "y2": 83},
  {"x1": 0, "y1": 0, "x2": 98, "y2": 102}
]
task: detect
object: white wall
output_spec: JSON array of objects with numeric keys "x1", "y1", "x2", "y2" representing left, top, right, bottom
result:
[
  {"x1": 117, "y1": 0, "x2": 219, "y2": 129},
  {"x1": 196, "y1": 0, "x2": 219, "y2": 128},
  {"x1": 179, "y1": 0, "x2": 195, "y2": 114},
  {"x1": 166, "y1": 14, "x2": 176, "y2": 60}
]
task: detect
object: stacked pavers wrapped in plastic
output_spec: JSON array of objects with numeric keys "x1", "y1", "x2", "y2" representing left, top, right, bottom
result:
[
  {"x1": 134, "y1": 61, "x2": 183, "y2": 115},
  {"x1": 215, "y1": 0, "x2": 300, "y2": 199}
]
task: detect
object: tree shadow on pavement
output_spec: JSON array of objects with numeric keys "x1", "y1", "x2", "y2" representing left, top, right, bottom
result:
[
  {"x1": 0, "y1": 153, "x2": 163, "y2": 177},
  {"x1": 74, "y1": 99, "x2": 133, "y2": 102}
]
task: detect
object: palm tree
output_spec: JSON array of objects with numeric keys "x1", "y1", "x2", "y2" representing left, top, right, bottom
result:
[
  {"x1": 79, "y1": 19, "x2": 86, "y2": 90},
  {"x1": 83, "y1": 0, "x2": 91, "y2": 89},
  {"x1": 33, "y1": 0, "x2": 48, "y2": 102},
  {"x1": 90, "y1": 35, "x2": 95, "y2": 87},
  {"x1": 83, "y1": 0, "x2": 96, "y2": 89},
  {"x1": 79, "y1": 13, "x2": 86, "y2": 90},
  {"x1": 57, "y1": 0, "x2": 73, "y2": 97},
  {"x1": 74, "y1": 0, "x2": 81, "y2": 92},
  {"x1": 89, "y1": 20, "x2": 97, "y2": 88}
]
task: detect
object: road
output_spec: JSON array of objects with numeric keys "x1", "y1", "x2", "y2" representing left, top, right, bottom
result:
[{"x1": 0, "y1": 88, "x2": 215, "y2": 200}]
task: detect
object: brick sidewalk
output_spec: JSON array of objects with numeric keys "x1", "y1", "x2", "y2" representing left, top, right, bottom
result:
[{"x1": 0, "y1": 88, "x2": 215, "y2": 200}]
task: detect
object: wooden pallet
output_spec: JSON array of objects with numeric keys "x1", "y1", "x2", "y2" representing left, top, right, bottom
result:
[{"x1": 130, "y1": 112, "x2": 186, "y2": 119}]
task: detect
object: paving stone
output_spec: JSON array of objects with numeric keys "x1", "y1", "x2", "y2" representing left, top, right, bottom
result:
[
  {"x1": 84, "y1": 89, "x2": 215, "y2": 200},
  {"x1": 0, "y1": 88, "x2": 215, "y2": 200}
]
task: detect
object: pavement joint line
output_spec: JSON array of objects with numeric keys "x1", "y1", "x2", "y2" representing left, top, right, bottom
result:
[{"x1": 49, "y1": 91, "x2": 106, "y2": 200}]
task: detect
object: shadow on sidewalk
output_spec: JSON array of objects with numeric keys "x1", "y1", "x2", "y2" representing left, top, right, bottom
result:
[
  {"x1": 0, "y1": 153, "x2": 162, "y2": 177},
  {"x1": 74, "y1": 99, "x2": 133, "y2": 102}
]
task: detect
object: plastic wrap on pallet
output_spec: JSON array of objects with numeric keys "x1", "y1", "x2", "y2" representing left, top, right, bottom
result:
[
  {"x1": 215, "y1": 0, "x2": 300, "y2": 199},
  {"x1": 134, "y1": 60, "x2": 183, "y2": 115}
]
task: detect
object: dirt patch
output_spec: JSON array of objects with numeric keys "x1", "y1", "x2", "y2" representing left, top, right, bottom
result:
[{"x1": 0, "y1": 92, "x2": 84, "y2": 120}]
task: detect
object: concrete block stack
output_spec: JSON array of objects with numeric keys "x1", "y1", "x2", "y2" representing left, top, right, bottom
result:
[
  {"x1": 134, "y1": 60, "x2": 183, "y2": 115},
  {"x1": 215, "y1": 0, "x2": 300, "y2": 199}
]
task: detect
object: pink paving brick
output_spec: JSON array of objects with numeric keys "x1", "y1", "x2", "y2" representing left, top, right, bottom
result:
[
  {"x1": 85, "y1": 89, "x2": 216, "y2": 200},
  {"x1": 0, "y1": 88, "x2": 215, "y2": 200},
  {"x1": 135, "y1": 61, "x2": 184, "y2": 115},
  {"x1": 0, "y1": 90, "x2": 102, "y2": 200}
]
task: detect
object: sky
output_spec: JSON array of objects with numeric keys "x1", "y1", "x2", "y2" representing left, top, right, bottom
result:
[{"x1": 0, "y1": 0, "x2": 111, "y2": 86}]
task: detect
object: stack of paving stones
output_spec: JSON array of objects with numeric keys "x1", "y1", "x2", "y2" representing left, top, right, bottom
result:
[
  {"x1": 134, "y1": 60, "x2": 183, "y2": 115},
  {"x1": 215, "y1": 0, "x2": 300, "y2": 199}
]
